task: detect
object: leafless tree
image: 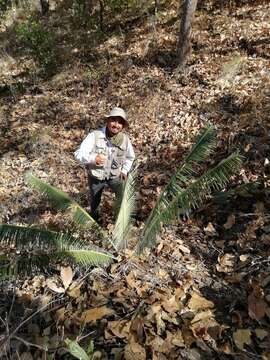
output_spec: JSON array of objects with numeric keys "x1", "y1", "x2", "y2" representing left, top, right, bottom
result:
[
  {"x1": 40, "y1": 0, "x2": 49, "y2": 14},
  {"x1": 177, "y1": 0, "x2": 198, "y2": 69}
]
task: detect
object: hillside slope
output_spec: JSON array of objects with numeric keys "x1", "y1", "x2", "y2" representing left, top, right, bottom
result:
[{"x1": 0, "y1": 0, "x2": 270, "y2": 358}]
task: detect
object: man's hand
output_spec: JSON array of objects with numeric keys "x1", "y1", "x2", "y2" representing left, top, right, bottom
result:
[
  {"x1": 119, "y1": 172, "x2": 127, "y2": 181},
  {"x1": 95, "y1": 154, "x2": 106, "y2": 166}
]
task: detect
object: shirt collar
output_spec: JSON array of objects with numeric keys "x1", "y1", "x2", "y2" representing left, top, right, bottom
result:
[{"x1": 99, "y1": 127, "x2": 107, "y2": 138}]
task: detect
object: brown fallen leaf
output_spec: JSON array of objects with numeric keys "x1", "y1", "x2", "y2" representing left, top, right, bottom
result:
[
  {"x1": 239, "y1": 254, "x2": 249, "y2": 262},
  {"x1": 216, "y1": 253, "x2": 236, "y2": 273},
  {"x1": 148, "y1": 336, "x2": 165, "y2": 353},
  {"x1": 162, "y1": 295, "x2": 182, "y2": 314},
  {"x1": 188, "y1": 292, "x2": 214, "y2": 311},
  {"x1": 248, "y1": 293, "x2": 268, "y2": 321},
  {"x1": 179, "y1": 244, "x2": 190, "y2": 254},
  {"x1": 60, "y1": 266, "x2": 73, "y2": 290},
  {"x1": 255, "y1": 329, "x2": 268, "y2": 340},
  {"x1": 161, "y1": 311, "x2": 179, "y2": 325},
  {"x1": 189, "y1": 307, "x2": 221, "y2": 342},
  {"x1": 67, "y1": 280, "x2": 82, "y2": 299},
  {"x1": 170, "y1": 330, "x2": 185, "y2": 347},
  {"x1": 223, "y1": 214, "x2": 235, "y2": 229},
  {"x1": 204, "y1": 222, "x2": 217, "y2": 236},
  {"x1": 129, "y1": 316, "x2": 145, "y2": 343},
  {"x1": 55, "y1": 307, "x2": 65, "y2": 322},
  {"x1": 233, "y1": 329, "x2": 251, "y2": 350},
  {"x1": 107, "y1": 320, "x2": 131, "y2": 339},
  {"x1": 219, "y1": 342, "x2": 233, "y2": 354},
  {"x1": 125, "y1": 271, "x2": 138, "y2": 289},
  {"x1": 124, "y1": 341, "x2": 146, "y2": 360},
  {"x1": 46, "y1": 279, "x2": 65, "y2": 294},
  {"x1": 191, "y1": 310, "x2": 214, "y2": 324},
  {"x1": 182, "y1": 327, "x2": 195, "y2": 347},
  {"x1": 80, "y1": 306, "x2": 115, "y2": 324}
]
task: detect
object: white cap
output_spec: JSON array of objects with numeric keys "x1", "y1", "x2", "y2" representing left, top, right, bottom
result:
[{"x1": 106, "y1": 107, "x2": 128, "y2": 126}]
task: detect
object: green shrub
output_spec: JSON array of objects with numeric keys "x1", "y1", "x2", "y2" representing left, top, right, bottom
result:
[
  {"x1": 15, "y1": 17, "x2": 56, "y2": 74},
  {"x1": 72, "y1": 0, "x2": 90, "y2": 25},
  {"x1": 0, "y1": 0, "x2": 12, "y2": 13}
]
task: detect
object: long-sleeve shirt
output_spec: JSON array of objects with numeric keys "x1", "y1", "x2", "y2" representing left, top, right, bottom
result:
[{"x1": 74, "y1": 127, "x2": 135, "y2": 175}]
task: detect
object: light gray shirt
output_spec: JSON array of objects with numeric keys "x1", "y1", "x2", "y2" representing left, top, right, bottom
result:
[{"x1": 74, "y1": 127, "x2": 135, "y2": 175}]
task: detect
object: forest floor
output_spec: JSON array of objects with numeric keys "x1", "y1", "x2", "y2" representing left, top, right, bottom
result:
[{"x1": 0, "y1": 0, "x2": 270, "y2": 359}]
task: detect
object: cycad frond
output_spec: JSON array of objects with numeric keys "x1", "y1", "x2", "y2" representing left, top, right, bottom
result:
[
  {"x1": 64, "y1": 248, "x2": 115, "y2": 266},
  {"x1": 25, "y1": 172, "x2": 72, "y2": 210},
  {"x1": 0, "y1": 224, "x2": 69, "y2": 249},
  {"x1": 213, "y1": 181, "x2": 261, "y2": 204},
  {"x1": 0, "y1": 254, "x2": 53, "y2": 279},
  {"x1": 179, "y1": 125, "x2": 216, "y2": 178},
  {"x1": 149, "y1": 126, "x2": 216, "y2": 223},
  {"x1": 25, "y1": 172, "x2": 98, "y2": 230},
  {"x1": 112, "y1": 167, "x2": 137, "y2": 251},
  {"x1": 0, "y1": 224, "x2": 115, "y2": 269},
  {"x1": 138, "y1": 152, "x2": 243, "y2": 252},
  {"x1": 139, "y1": 125, "x2": 216, "y2": 252}
]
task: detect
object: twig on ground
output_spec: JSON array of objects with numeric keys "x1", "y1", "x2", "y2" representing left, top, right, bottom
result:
[
  {"x1": 2, "y1": 296, "x2": 65, "y2": 349},
  {"x1": 13, "y1": 335, "x2": 47, "y2": 351}
]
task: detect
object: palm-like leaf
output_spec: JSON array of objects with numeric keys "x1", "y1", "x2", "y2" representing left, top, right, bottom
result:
[
  {"x1": 152, "y1": 125, "x2": 216, "y2": 213},
  {"x1": 213, "y1": 181, "x2": 261, "y2": 204},
  {"x1": 25, "y1": 172, "x2": 100, "y2": 230},
  {"x1": 25, "y1": 172, "x2": 72, "y2": 210},
  {"x1": 112, "y1": 166, "x2": 137, "y2": 251},
  {"x1": 138, "y1": 152, "x2": 243, "y2": 252},
  {"x1": 177, "y1": 125, "x2": 216, "y2": 179},
  {"x1": 0, "y1": 224, "x2": 69, "y2": 248},
  {"x1": 65, "y1": 248, "x2": 114, "y2": 266},
  {"x1": 0, "y1": 253, "x2": 53, "y2": 279},
  {"x1": 0, "y1": 224, "x2": 115, "y2": 270},
  {"x1": 139, "y1": 126, "x2": 216, "y2": 252}
]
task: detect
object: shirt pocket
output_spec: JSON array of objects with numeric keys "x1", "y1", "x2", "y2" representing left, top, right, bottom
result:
[
  {"x1": 95, "y1": 140, "x2": 107, "y2": 155},
  {"x1": 114, "y1": 148, "x2": 125, "y2": 166}
]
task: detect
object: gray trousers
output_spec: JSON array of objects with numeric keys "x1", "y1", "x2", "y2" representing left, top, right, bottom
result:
[{"x1": 88, "y1": 175, "x2": 122, "y2": 221}]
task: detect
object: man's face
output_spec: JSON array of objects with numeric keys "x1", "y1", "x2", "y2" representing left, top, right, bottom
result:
[{"x1": 106, "y1": 117, "x2": 125, "y2": 136}]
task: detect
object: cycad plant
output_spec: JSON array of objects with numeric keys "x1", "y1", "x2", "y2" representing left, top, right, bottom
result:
[
  {"x1": 0, "y1": 224, "x2": 115, "y2": 278},
  {"x1": 0, "y1": 125, "x2": 243, "y2": 276},
  {"x1": 0, "y1": 168, "x2": 137, "y2": 277},
  {"x1": 137, "y1": 125, "x2": 243, "y2": 253},
  {"x1": 0, "y1": 173, "x2": 115, "y2": 278}
]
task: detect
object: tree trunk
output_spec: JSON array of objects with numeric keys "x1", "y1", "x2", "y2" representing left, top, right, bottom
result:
[
  {"x1": 99, "y1": 0, "x2": 104, "y2": 31},
  {"x1": 40, "y1": 0, "x2": 49, "y2": 14},
  {"x1": 177, "y1": 0, "x2": 198, "y2": 69}
]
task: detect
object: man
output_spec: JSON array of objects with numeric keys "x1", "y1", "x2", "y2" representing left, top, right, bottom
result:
[{"x1": 75, "y1": 107, "x2": 135, "y2": 222}]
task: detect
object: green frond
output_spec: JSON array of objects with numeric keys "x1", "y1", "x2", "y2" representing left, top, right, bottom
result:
[
  {"x1": 68, "y1": 203, "x2": 102, "y2": 233},
  {"x1": 0, "y1": 255, "x2": 14, "y2": 280},
  {"x1": 0, "y1": 224, "x2": 70, "y2": 249},
  {"x1": 138, "y1": 152, "x2": 243, "y2": 253},
  {"x1": 25, "y1": 172, "x2": 72, "y2": 211},
  {"x1": 0, "y1": 253, "x2": 53, "y2": 279},
  {"x1": 167, "y1": 125, "x2": 216, "y2": 191},
  {"x1": 25, "y1": 172, "x2": 100, "y2": 231},
  {"x1": 0, "y1": 247, "x2": 113, "y2": 279},
  {"x1": 0, "y1": 224, "x2": 115, "y2": 275},
  {"x1": 149, "y1": 126, "x2": 216, "y2": 226},
  {"x1": 213, "y1": 181, "x2": 261, "y2": 204},
  {"x1": 138, "y1": 125, "x2": 216, "y2": 253},
  {"x1": 64, "y1": 248, "x2": 115, "y2": 266},
  {"x1": 180, "y1": 125, "x2": 216, "y2": 178},
  {"x1": 112, "y1": 166, "x2": 137, "y2": 251}
]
